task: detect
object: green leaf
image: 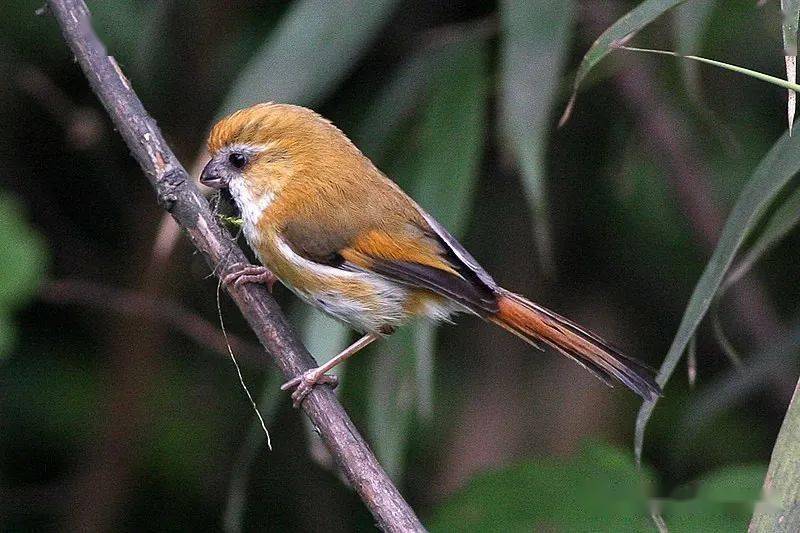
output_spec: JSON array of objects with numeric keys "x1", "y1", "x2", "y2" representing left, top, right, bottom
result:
[
  {"x1": 218, "y1": 215, "x2": 244, "y2": 228},
  {"x1": 0, "y1": 194, "x2": 47, "y2": 357},
  {"x1": 0, "y1": 194, "x2": 47, "y2": 309},
  {"x1": 724, "y1": 182, "x2": 800, "y2": 290},
  {"x1": 367, "y1": 37, "x2": 490, "y2": 480},
  {"x1": 750, "y1": 375, "x2": 800, "y2": 531},
  {"x1": 294, "y1": 306, "x2": 354, "y2": 472},
  {"x1": 295, "y1": 305, "x2": 353, "y2": 371},
  {"x1": 400, "y1": 42, "x2": 489, "y2": 235},
  {"x1": 635, "y1": 130, "x2": 800, "y2": 464},
  {"x1": 351, "y1": 44, "x2": 452, "y2": 160},
  {"x1": 559, "y1": 0, "x2": 689, "y2": 125},
  {"x1": 0, "y1": 312, "x2": 14, "y2": 356},
  {"x1": 673, "y1": 0, "x2": 739, "y2": 151},
  {"x1": 684, "y1": 326, "x2": 800, "y2": 430},
  {"x1": 430, "y1": 441, "x2": 652, "y2": 532},
  {"x1": 662, "y1": 465, "x2": 767, "y2": 532},
  {"x1": 216, "y1": 0, "x2": 400, "y2": 117},
  {"x1": 367, "y1": 326, "x2": 419, "y2": 479},
  {"x1": 499, "y1": 0, "x2": 574, "y2": 274},
  {"x1": 3, "y1": 354, "x2": 98, "y2": 440},
  {"x1": 782, "y1": 0, "x2": 800, "y2": 132},
  {"x1": 696, "y1": 465, "x2": 767, "y2": 503},
  {"x1": 90, "y1": 1, "x2": 162, "y2": 78},
  {"x1": 674, "y1": 0, "x2": 716, "y2": 100}
]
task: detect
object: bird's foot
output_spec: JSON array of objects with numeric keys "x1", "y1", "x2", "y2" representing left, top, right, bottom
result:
[
  {"x1": 281, "y1": 368, "x2": 339, "y2": 408},
  {"x1": 223, "y1": 263, "x2": 277, "y2": 292}
]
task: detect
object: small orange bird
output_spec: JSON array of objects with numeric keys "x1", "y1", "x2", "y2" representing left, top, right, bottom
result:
[{"x1": 200, "y1": 103, "x2": 660, "y2": 406}]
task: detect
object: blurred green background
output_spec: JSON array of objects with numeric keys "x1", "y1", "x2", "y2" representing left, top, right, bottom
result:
[{"x1": 2, "y1": 0, "x2": 799, "y2": 531}]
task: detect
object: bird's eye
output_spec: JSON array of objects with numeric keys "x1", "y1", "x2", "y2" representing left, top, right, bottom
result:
[{"x1": 228, "y1": 152, "x2": 248, "y2": 169}]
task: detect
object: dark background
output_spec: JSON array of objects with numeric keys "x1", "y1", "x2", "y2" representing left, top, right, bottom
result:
[{"x1": 1, "y1": 0, "x2": 798, "y2": 531}]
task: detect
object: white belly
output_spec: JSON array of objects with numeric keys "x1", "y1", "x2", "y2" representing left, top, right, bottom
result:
[{"x1": 273, "y1": 234, "x2": 413, "y2": 333}]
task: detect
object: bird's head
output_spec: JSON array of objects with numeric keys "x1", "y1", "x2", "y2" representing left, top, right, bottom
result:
[{"x1": 200, "y1": 103, "x2": 362, "y2": 207}]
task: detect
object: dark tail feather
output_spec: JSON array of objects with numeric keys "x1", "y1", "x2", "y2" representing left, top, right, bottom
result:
[{"x1": 488, "y1": 289, "x2": 661, "y2": 401}]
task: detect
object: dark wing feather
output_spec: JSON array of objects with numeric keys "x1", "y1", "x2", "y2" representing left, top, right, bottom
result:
[
  {"x1": 278, "y1": 201, "x2": 500, "y2": 316},
  {"x1": 416, "y1": 209, "x2": 499, "y2": 292},
  {"x1": 364, "y1": 259, "x2": 498, "y2": 315}
]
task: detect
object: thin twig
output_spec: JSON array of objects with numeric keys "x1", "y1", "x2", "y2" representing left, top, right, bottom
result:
[{"x1": 44, "y1": 1, "x2": 425, "y2": 531}]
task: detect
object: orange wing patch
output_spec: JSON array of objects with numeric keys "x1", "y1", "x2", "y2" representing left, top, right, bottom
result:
[{"x1": 341, "y1": 229, "x2": 459, "y2": 276}]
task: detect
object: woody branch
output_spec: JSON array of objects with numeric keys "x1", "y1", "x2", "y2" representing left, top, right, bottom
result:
[{"x1": 44, "y1": 1, "x2": 424, "y2": 531}]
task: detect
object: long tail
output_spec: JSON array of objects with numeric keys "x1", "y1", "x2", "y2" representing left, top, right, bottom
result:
[{"x1": 488, "y1": 289, "x2": 661, "y2": 401}]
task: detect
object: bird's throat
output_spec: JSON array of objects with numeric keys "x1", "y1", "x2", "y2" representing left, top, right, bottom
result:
[{"x1": 228, "y1": 178, "x2": 275, "y2": 251}]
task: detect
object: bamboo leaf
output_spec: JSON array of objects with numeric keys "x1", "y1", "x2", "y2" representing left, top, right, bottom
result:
[
  {"x1": 635, "y1": 130, "x2": 800, "y2": 464},
  {"x1": 684, "y1": 327, "x2": 800, "y2": 431},
  {"x1": 499, "y1": 0, "x2": 574, "y2": 275},
  {"x1": 749, "y1": 331, "x2": 800, "y2": 531},
  {"x1": 559, "y1": 0, "x2": 689, "y2": 126},
  {"x1": 368, "y1": 327, "x2": 419, "y2": 479},
  {"x1": 674, "y1": 0, "x2": 716, "y2": 100},
  {"x1": 216, "y1": 0, "x2": 400, "y2": 116},
  {"x1": 672, "y1": 0, "x2": 739, "y2": 150},
  {"x1": 782, "y1": 0, "x2": 800, "y2": 133},
  {"x1": 295, "y1": 306, "x2": 353, "y2": 474},
  {"x1": 401, "y1": 43, "x2": 489, "y2": 235},
  {"x1": 723, "y1": 183, "x2": 800, "y2": 290},
  {"x1": 295, "y1": 306, "x2": 353, "y2": 371},
  {"x1": 353, "y1": 45, "x2": 449, "y2": 160}
]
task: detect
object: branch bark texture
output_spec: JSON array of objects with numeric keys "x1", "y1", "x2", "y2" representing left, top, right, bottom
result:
[
  {"x1": 750, "y1": 376, "x2": 800, "y2": 532},
  {"x1": 45, "y1": 1, "x2": 424, "y2": 531}
]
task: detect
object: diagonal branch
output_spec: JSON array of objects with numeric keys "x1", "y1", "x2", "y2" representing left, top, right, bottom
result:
[{"x1": 44, "y1": 1, "x2": 424, "y2": 531}]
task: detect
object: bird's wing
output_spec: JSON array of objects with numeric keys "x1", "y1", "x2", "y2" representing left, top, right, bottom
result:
[{"x1": 280, "y1": 205, "x2": 499, "y2": 315}]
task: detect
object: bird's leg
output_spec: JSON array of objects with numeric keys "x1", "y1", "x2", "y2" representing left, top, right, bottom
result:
[
  {"x1": 281, "y1": 332, "x2": 380, "y2": 407},
  {"x1": 223, "y1": 262, "x2": 278, "y2": 292}
]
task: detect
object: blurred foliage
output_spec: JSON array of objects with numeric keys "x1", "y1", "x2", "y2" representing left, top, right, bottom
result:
[
  {"x1": 431, "y1": 442, "x2": 654, "y2": 532},
  {"x1": 499, "y1": 0, "x2": 574, "y2": 273},
  {"x1": 2, "y1": 0, "x2": 800, "y2": 531},
  {"x1": 431, "y1": 443, "x2": 764, "y2": 532},
  {"x1": 0, "y1": 194, "x2": 46, "y2": 355},
  {"x1": 662, "y1": 465, "x2": 766, "y2": 531},
  {"x1": 216, "y1": 0, "x2": 402, "y2": 117}
]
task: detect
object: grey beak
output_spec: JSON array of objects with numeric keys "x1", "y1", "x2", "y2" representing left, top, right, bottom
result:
[{"x1": 199, "y1": 159, "x2": 228, "y2": 189}]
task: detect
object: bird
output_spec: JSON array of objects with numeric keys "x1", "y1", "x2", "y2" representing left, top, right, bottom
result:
[{"x1": 200, "y1": 103, "x2": 661, "y2": 407}]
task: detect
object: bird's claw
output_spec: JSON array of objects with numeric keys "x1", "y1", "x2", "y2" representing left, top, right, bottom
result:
[
  {"x1": 223, "y1": 263, "x2": 277, "y2": 292},
  {"x1": 281, "y1": 368, "x2": 338, "y2": 408}
]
